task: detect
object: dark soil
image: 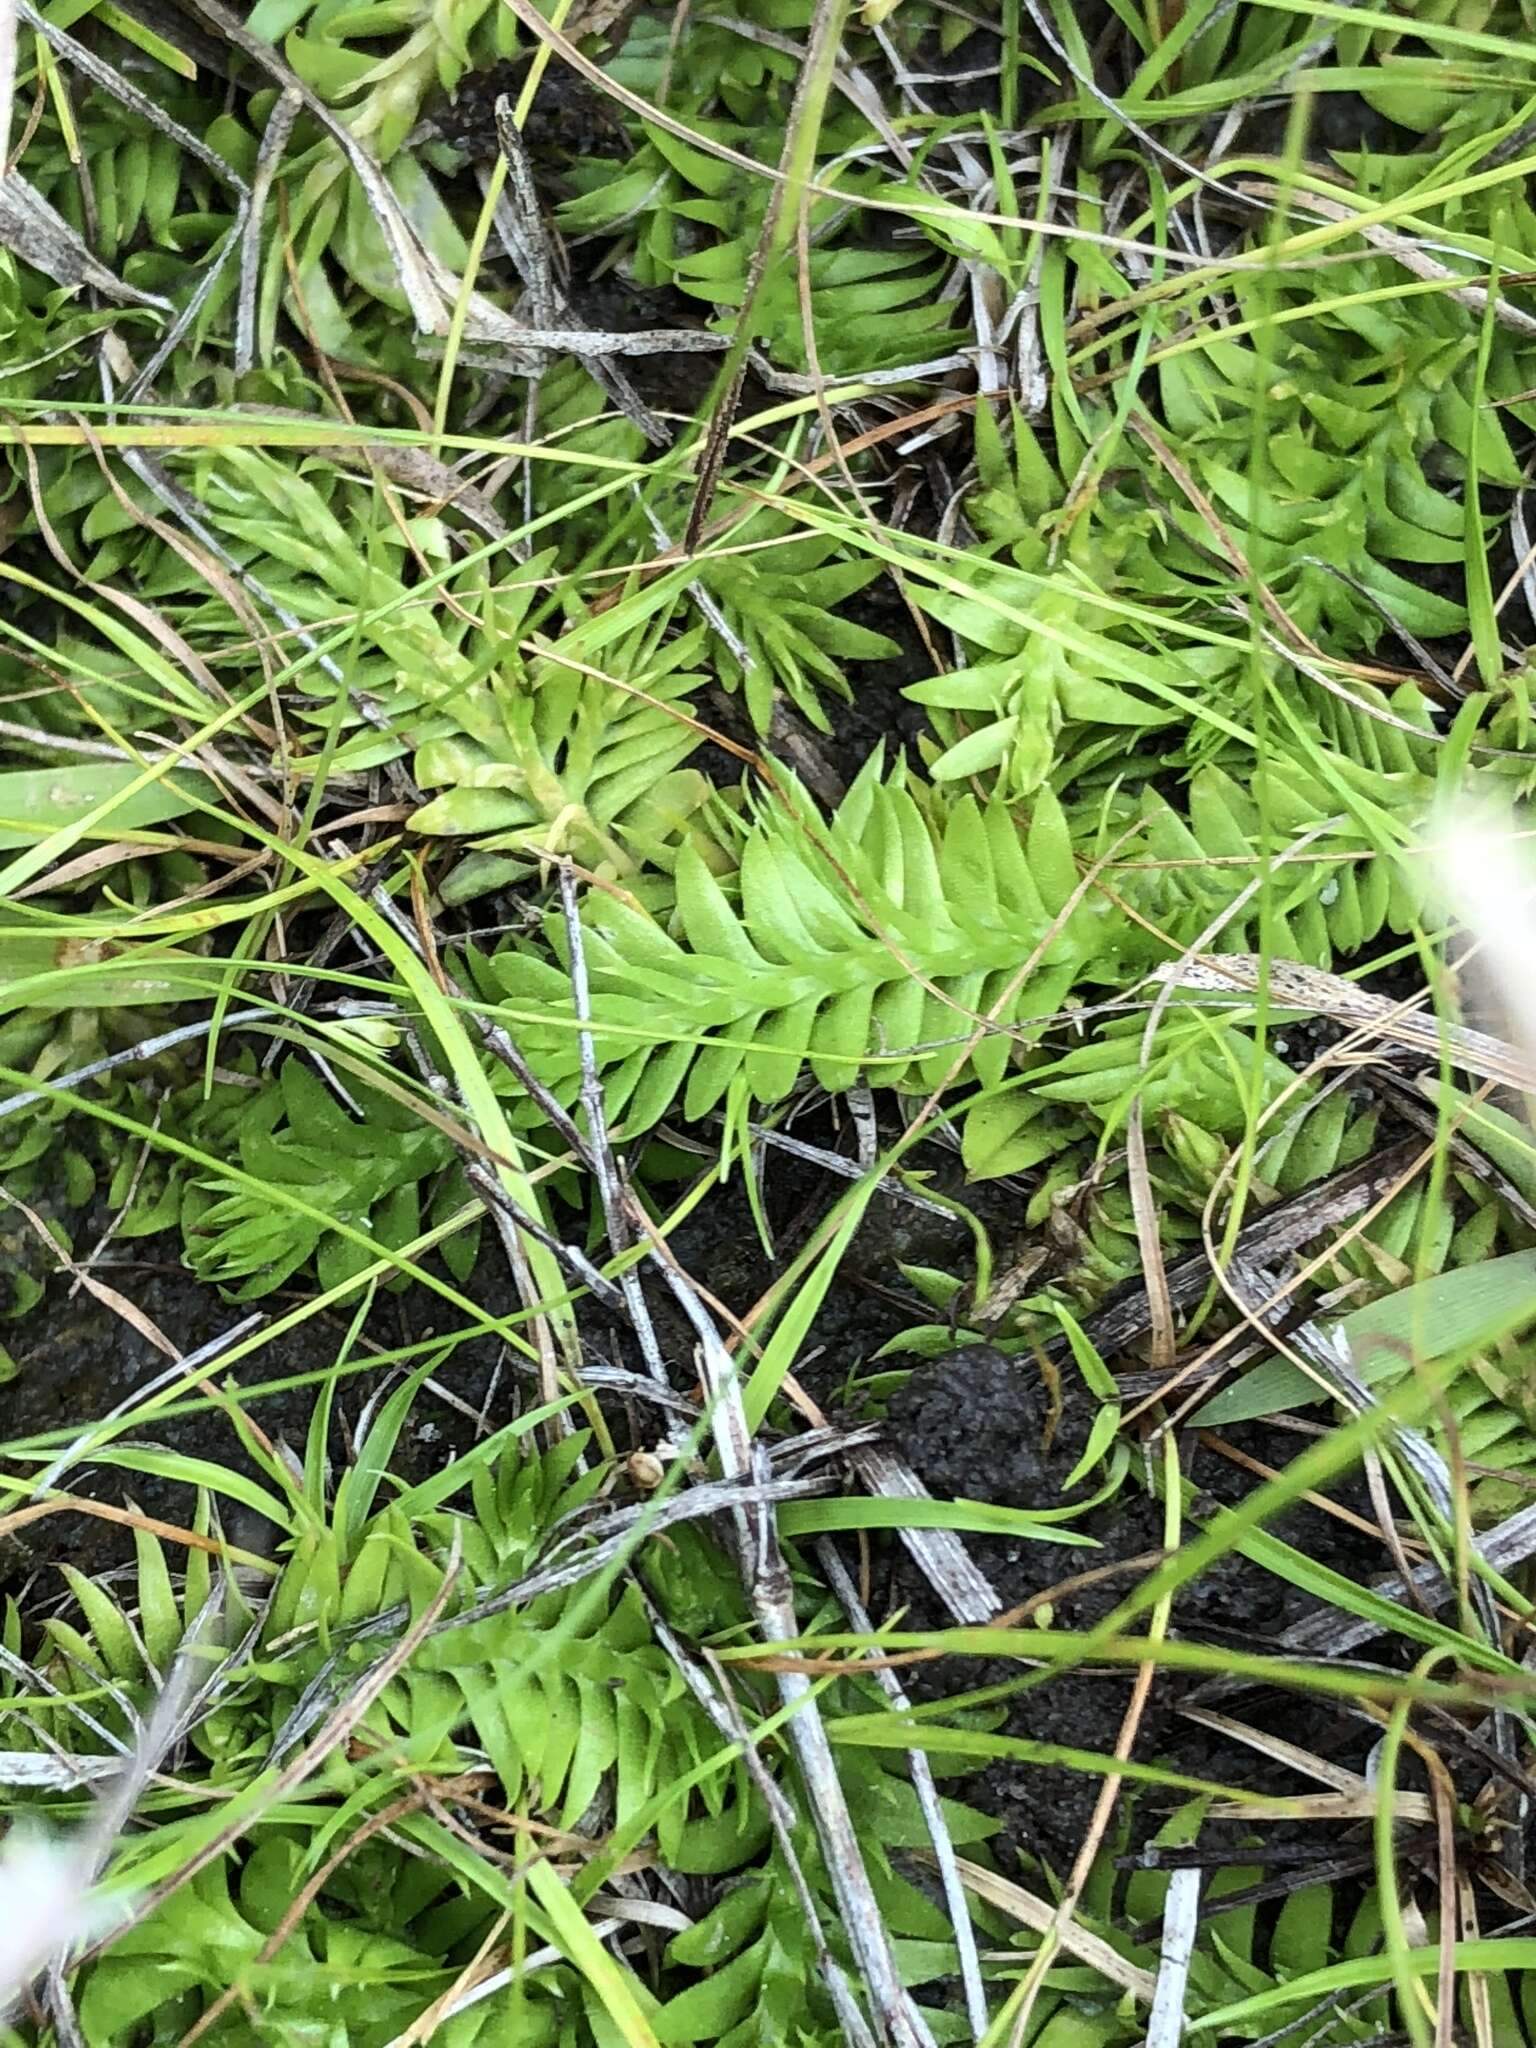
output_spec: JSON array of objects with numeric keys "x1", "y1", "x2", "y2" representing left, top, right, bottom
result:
[
  {"x1": 0, "y1": 1231, "x2": 517, "y2": 1593},
  {"x1": 875, "y1": 1344, "x2": 1411, "y2": 1880},
  {"x1": 427, "y1": 60, "x2": 632, "y2": 165},
  {"x1": 0, "y1": 1108, "x2": 1516, "y2": 1948},
  {"x1": 631, "y1": 1121, "x2": 1441, "y2": 1888}
]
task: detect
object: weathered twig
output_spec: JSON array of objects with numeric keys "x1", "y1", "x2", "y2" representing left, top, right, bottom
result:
[
  {"x1": 551, "y1": 867, "x2": 935, "y2": 2046},
  {"x1": 0, "y1": 172, "x2": 172, "y2": 305},
  {"x1": 1146, "y1": 1867, "x2": 1201, "y2": 2048},
  {"x1": 1276, "y1": 1491, "x2": 1536, "y2": 1662},
  {"x1": 703, "y1": 1646, "x2": 880, "y2": 2048},
  {"x1": 374, "y1": 885, "x2": 595, "y2": 1165},
  {"x1": 659, "y1": 1275, "x2": 937, "y2": 2047},
  {"x1": 465, "y1": 1160, "x2": 628, "y2": 1314},
  {"x1": 28, "y1": 1316, "x2": 266, "y2": 1498},
  {"x1": 843, "y1": 1443, "x2": 1001, "y2": 1626},
  {"x1": 1153, "y1": 953, "x2": 1536, "y2": 1093},
  {"x1": 434, "y1": 1469, "x2": 837, "y2": 1623},
  {"x1": 0, "y1": 0, "x2": 16, "y2": 174},
  {"x1": 1049, "y1": 1139, "x2": 1424, "y2": 1367},
  {"x1": 817, "y1": 1540, "x2": 989, "y2": 2044},
  {"x1": 235, "y1": 87, "x2": 302, "y2": 374},
  {"x1": 479, "y1": 96, "x2": 666, "y2": 440},
  {"x1": 557, "y1": 866, "x2": 669, "y2": 1383}
]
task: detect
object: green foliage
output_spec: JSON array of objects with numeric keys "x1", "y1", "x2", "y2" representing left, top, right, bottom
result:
[
  {"x1": 554, "y1": 4, "x2": 968, "y2": 376},
  {"x1": 660, "y1": 1769, "x2": 985, "y2": 2048},
  {"x1": 906, "y1": 571, "x2": 1198, "y2": 800},
  {"x1": 9, "y1": 0, "x2": 1536, "y2": 2039},
  {"x1": 180, "y1": 1057, "x2": 467, "y2": 1297},
  {"x1": 0, "y1": 1434, "x2": 995, "y2": 2047},
  {"x1": 265, "y1": 0, "x2": 518, "y2": 160},
  {"x1": 412, "y1": 623, "x2": 721, "y2": 878},
  {"x1": 79, "y1": 1850, "x2": 480, "y2": 2048},
  {"x1": 1139, "y1": 273, "x2": 1524, "y2": 645},
  {"x1": 0, "y1": 260, "x2": 125, "y2": 407},
  {"x1": 481, "y1": 756, "x2": 1121, "y2": 1132},
  {"x1": 693, "y1": 520, "x2": 901, "y2": 733},
  {"x1": 475, "y1": 741, "x2": 1431, "y2": 1284}
]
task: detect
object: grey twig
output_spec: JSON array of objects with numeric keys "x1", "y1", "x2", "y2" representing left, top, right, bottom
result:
[
  {"x1": 236, "y1": 87, "x2": 303, "y2": 374},
  {"x1": 643, "y1": 1597, "x2": 797, "y2": 1832},
  {"x1": 817, "y1": 1540, "x2": 989, "y2": 2044},
  {"x1": 1049, "y1": 1140, "x2": 1425, "y2": 1367},
  {"x1": 551, "y1": 867, "x2": 936, "y2": 2048},
  {"x1": 557, "y1": 866, "x2": 670, "y2": 1383},
  {"x1": 489, "y1": 98, "x2": 561, "y2": 328},
  {"x1": 17, "y1": 0, "x2": 249, "y2": 386},
  {"x1": 491, "y1": 94, "x2": 668, "y2": 442},
  {"x1": 498, "y1": 1344, "x2": 699, "y2": 1418},
  {"x1": 1230, "y1": 1256, "x2": 1503, "y2": 1652},
  {"x1": 0, "y1": 1005, "x2": 392, "y2": 1122},
  {"x1": 661, "y1": 1119, "x2": 954, "y2": 1221},
  {"x1": 368, "y1": 883, "x2": 593, "y2": 1166},
  {"x1": 465, "y1": 1160, "x2": 628, "y2": 1314},
  {"x1": 1146, "y1": 1866, "x2": 1202, "y2": 2048},
  {"x1": 437, "y1": 1472, "x2": 834, "y2": 1628},
  {"x1": 1219, "y1": 1256, "x2": 1524, "y2": 1877},
  {"x1": 654, "y1": 1263, "x2": 936, "y2": 2048},
  {"x1": 844, "y1": 1444, "x2": 1000, "y2": 1626},
  {"x1": 703, "y1": 1645, "x2": 880, "y2": 2048}
]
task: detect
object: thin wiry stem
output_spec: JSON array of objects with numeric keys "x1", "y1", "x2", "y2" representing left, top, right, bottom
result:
[
  {"x1": 0, "y1": 1009, "x2": 274, "y2": 1123},
  {"x1": 465, "y1": 1159, "x2": 629, "y2": 1314},
  {"x1": 703, "y1": 1646, "x2": 880, "y2": 2048},
  {"x1": 647, "y1": 1255, "x2": 936, "y2": 2048},
  {"x1": 1146, "y1": 1867, "x2": 1202, "y2": 2048},
  {"x1": 0, "y1": 0, "x2": 15, "y2": 175}
]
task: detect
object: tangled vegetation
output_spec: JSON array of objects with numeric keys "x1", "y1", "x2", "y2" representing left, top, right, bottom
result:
[{"x1": 5, "y1": 0, "x2": 1536, "y2": 2042}]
